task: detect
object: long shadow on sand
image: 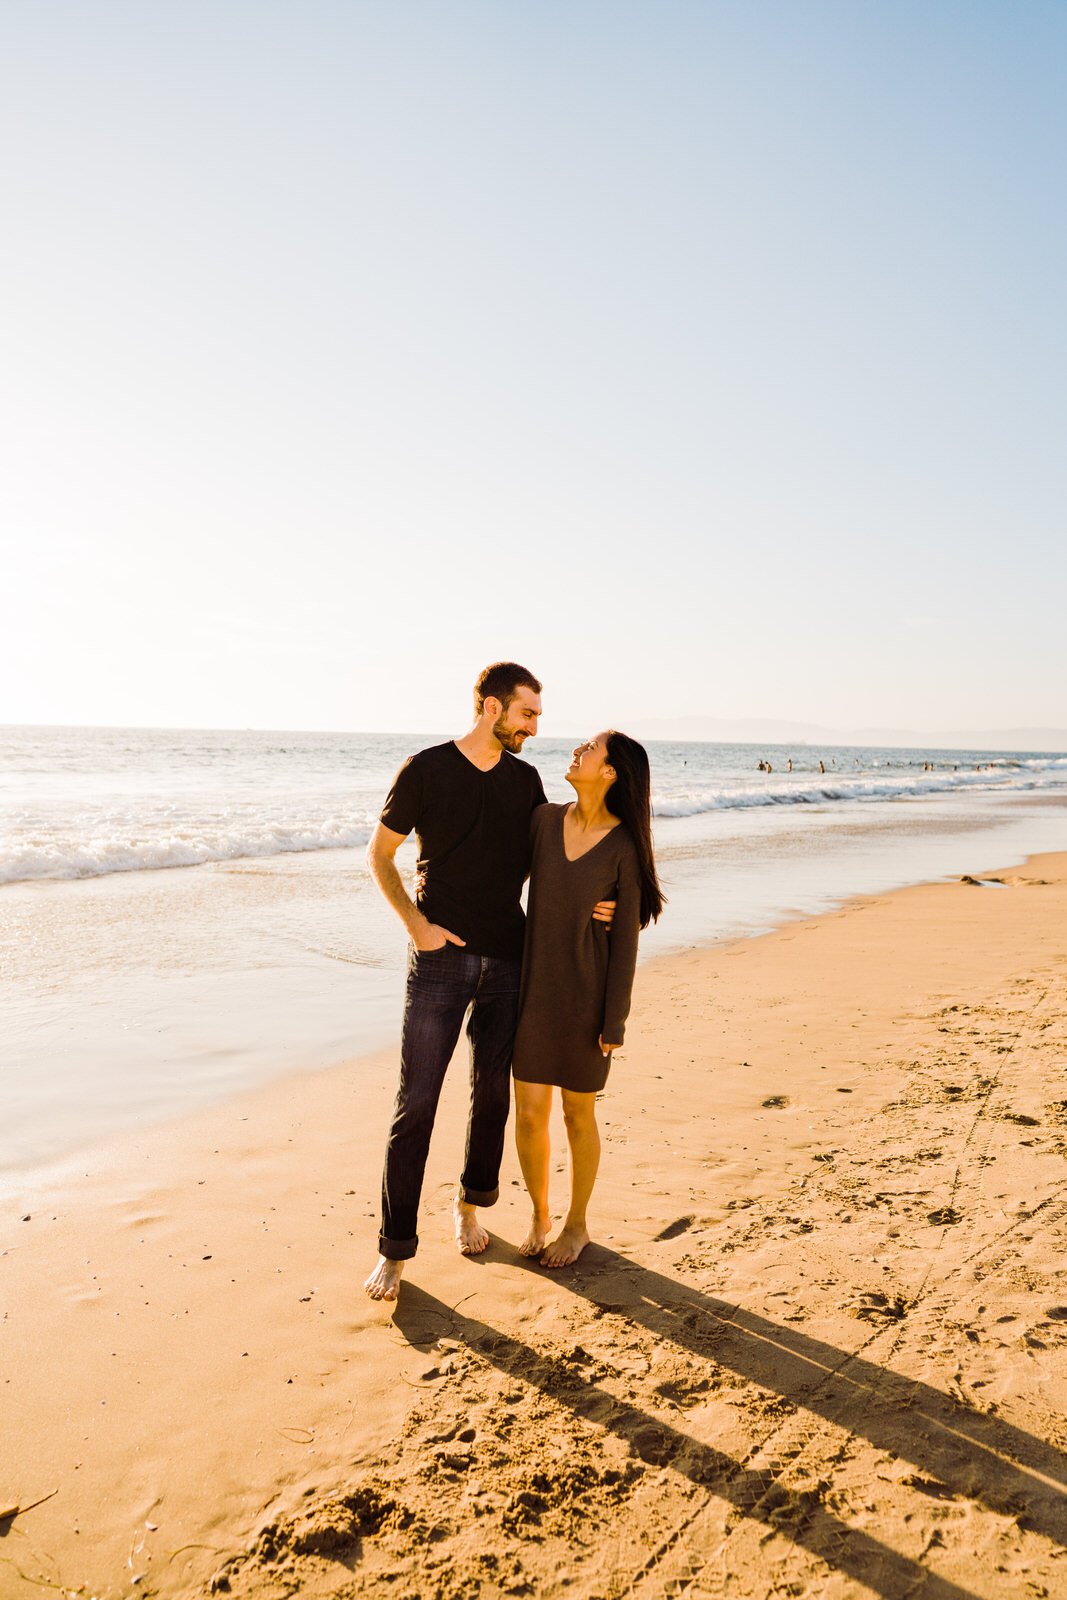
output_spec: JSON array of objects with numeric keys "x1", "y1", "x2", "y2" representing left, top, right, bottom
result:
[{"x1": 394, "y1": 1248, "x2": 1067, "y2": 1600}]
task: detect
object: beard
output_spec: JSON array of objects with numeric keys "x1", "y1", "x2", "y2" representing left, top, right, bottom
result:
[{"x1": 492, "y1": 714, "x2": 527, "y2": 754}]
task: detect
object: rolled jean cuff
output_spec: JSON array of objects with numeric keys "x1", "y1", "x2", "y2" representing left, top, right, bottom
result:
[
  {"x1": 459, "y1": 1182, "x2": 499, "y2": 1207},
  {"x1": 378, "y1": 1233, "x2": 418, "y2": 1261}
]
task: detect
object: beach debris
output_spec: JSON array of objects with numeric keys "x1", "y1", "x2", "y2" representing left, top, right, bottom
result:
[
  {"x1": 927, "y1": 1206, "x2": 962, "y2": 1226},
  {"x1": 0, "y1": 1488, "x2": 59, "y2": 1521},
  {"x1": 761, "y1": 1095, "x2": 789, "y2": 1108},
  {"x1": 901, "y1": 1472, "x2": 959, "y2": 1501},
  {"x1": 653, "y1": 1215, "x2": 694, "y2": 1241},
  {"x1": 959, "y1": 875, "x2": 1007, "y2": 887}
]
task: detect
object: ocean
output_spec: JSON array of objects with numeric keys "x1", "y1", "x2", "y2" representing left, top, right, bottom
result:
[
  {"x1": 4, "y1": 726, "x2": 1066, "y2": 886},
  {"x1": 2, "y1": 725, "x2": 1065, "y2": 1190}
]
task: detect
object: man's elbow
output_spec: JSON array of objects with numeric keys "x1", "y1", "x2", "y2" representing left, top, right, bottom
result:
[
  {"x1": 365, "y1": 829, "x2": 387, "y2": 876},
  {"x1": 366, "y1": 825, "x2": 401, "y2": 877}
]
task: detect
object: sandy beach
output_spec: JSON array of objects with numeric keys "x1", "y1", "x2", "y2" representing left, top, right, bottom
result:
[{"x1": 3, "y1": 847, "x2": 1066, "y2": 1599}]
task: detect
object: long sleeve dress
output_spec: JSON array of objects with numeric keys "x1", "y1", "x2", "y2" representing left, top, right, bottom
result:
[{"x1": 512, "y1": 802, "x2": 642, "y2": 1093}]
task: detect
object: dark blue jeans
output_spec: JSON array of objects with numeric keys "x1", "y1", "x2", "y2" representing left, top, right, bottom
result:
[{"x1": 378, "y1": 944, "x2": 520, "y2": 1261}]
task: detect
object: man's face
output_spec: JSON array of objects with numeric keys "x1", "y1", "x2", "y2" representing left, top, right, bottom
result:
[{"x1": 491, "y1": 686, "x2": 541, "y2": 753}]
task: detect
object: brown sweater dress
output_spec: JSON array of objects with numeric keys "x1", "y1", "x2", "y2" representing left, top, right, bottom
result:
[{"x1": 512, "y1": 803, "x2": 643, "y2": 1093}]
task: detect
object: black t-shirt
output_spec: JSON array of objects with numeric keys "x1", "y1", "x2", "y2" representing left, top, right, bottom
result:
[{"x1": 379, "y1": 741, "x2": 548, "y2": 962}]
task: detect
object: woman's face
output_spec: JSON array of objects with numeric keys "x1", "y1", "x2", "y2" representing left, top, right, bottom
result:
[{"x1": 567, "y1": 731, "x2": 613, "y2": 782}]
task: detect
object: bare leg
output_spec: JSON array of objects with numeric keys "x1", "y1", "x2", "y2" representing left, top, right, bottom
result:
[
  {"x1": 513, "y1": 1080, "x2": 554, "y2": 1256},
  {"x1": 364, "y1": 1256, "x2": 405, "y2": 1300},
  {"x1": 540, "y1": 1088, "x2": 600, "y2": 1267},
  {"x1": 453, "y1": 1195, "x2": 489, "y2": 1254}
]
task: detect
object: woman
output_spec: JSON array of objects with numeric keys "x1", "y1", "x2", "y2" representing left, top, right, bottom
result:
[{"x1": 512, "y1": 729, "x2": 664, "y2": 1267}]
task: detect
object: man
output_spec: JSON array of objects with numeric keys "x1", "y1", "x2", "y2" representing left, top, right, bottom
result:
[{"x1": 363, "y1": 662, "x2": 610, "y2": 1301}]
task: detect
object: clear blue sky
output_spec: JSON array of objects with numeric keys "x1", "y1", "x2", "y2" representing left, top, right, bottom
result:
[{"x1": 3, "y1": 1, "x2": 1065, "y2": 735}]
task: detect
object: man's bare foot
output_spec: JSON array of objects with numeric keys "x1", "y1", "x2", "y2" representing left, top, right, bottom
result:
[
  {"x1": 540, "y1": 1224, "x2": 590, "y2": 1268},
  {"x1": 519, "y1": 1211, "x2": 552, "y2": 1257},
  {"x1": 453, "y1": 1197, "x2": 489, "y2": 1255},
  {"x1": 364, "y1": 1256, "x2": 405, "y2": 1300}
]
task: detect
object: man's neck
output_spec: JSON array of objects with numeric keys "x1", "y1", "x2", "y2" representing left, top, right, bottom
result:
[{"x1": 453, "y1": 724, "x2": 503, "y2": 772}]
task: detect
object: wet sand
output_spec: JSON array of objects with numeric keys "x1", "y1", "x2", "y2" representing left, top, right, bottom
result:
[{"x1": 2, "y1": 852, "x2": 1066, "y2": 1598}]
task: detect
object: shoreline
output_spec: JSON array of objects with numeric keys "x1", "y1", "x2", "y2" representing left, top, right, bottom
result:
[
  {"x1": 3, "y1": 850, "x2": 1066, "y2": 1597},
  {"x1": 4, "y1": 787, "x2": 1067, "y2": 1191}
]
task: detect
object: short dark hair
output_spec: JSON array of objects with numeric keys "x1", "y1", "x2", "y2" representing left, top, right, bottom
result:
[{"x1": 473, "y1": 661, "x2": 542, "y2": 715}]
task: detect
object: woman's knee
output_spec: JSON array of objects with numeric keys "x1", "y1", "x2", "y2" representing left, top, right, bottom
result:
[
  {"x1": 561, "y1": 1092, "x2": 598, "y2": 1133},
  {"x1": 514, "y1": 1086, "x2": 551, "y2": 1134}
]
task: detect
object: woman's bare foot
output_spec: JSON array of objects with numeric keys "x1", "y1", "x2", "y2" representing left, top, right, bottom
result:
[
  {"x1": 540, "y1": 1223, "x2": 590, "y2": 1268},
  {"x1": 364, "y1": 1256, "x2": 405, "y2": 1300},
  {"x1": 519, "y1": 1211, "x2": 552, "y2": 1257},
  {"x1": 453, "y1": 1197, "x2": 489, "y2": 1255}
]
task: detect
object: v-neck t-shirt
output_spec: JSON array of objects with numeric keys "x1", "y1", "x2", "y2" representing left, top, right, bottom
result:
[{"x1": 379, "y1": 740, "x2": 548, "y2": 961}]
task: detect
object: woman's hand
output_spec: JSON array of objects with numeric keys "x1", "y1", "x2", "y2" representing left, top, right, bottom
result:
[
  {"x1": 598, "y1": 1036, "x2": 619, "y2": 1056},
  {"x1": 592, "y1": 899, "x2": 616, "y2": 926}
]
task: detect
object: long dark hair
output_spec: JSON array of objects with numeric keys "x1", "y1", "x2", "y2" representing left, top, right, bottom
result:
[{"x1": 604, "y1": 731, "x2": 665, "y2": 929}]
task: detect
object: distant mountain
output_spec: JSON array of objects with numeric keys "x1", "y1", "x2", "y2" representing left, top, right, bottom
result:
[{"x1": 617, "y1": 716, "x2": 1067, "y2": 752}]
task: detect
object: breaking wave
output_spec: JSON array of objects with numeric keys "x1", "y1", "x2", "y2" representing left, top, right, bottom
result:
[
  {"x1": 0, "y1": 817, "x2": 375, "y2": 885},
  {"x1": 652, "y1": 762, "x2": 1067, "y2": 817}
]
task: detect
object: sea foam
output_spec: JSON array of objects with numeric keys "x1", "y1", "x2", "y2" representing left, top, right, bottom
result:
[
  {"x1": 650, "y1": 761, "x2": 1067, "y2": 818},
  {"x1": 0, "y1": 818, "x2": 375, "y2": 885}
]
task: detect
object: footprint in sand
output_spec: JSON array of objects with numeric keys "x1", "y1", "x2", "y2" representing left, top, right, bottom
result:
[
  {"x1": 848, "y1": 1290, "x2": 910, "y2": 1323},
  {"x1": 927, "y1": 1206, "x2": 962, "y2": 1225},
  {"x1": 629, "y1": 1423, "x2": 677, "y2": 1466},
  {"x1": 654, "y1": 1375, "x2": 712, "y2": 1407}
]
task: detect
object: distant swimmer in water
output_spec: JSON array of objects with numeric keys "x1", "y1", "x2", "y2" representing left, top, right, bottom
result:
[
  {"x1": 787, "y1": 759, "x2": 792, "y2": 771},
  {"x1": 766, "y1": 762, "x2": 772, "y2": 773},
  {"x1": 818, "y1": 760, "x2": 825, "y2": 774}
]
